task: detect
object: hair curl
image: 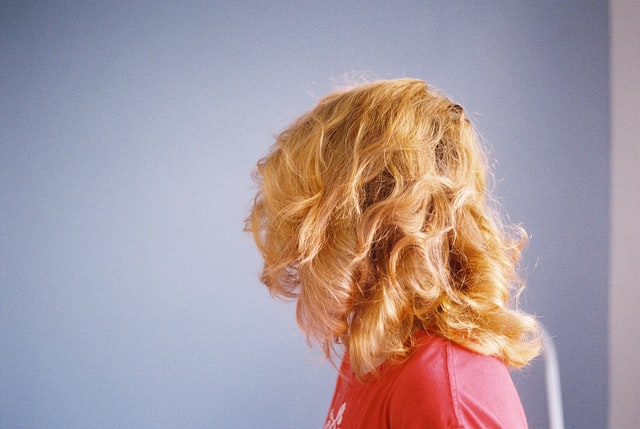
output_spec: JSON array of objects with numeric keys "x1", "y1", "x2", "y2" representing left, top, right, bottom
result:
[{"x1": 247, "y1": 78, "x2": 540, "y2": 377}]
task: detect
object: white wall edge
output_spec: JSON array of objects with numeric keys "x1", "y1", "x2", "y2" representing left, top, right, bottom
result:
[{"x1": 609, "y1": 1, "x2": 640, "y2": 428}]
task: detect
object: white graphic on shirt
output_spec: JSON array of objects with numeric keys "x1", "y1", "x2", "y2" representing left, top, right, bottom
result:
[{"x1": 324, "y1": 402, "x2": 346, "y2": 429}]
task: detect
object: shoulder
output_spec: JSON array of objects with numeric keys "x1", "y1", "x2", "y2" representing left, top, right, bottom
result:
[{"x1": 388, "y1": 334, "x2": 528, "y2": 428}]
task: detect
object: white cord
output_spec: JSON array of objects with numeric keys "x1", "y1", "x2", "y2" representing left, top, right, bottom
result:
[{"x1": 540, "y1": 324, "x2": 565, "y2": 429}]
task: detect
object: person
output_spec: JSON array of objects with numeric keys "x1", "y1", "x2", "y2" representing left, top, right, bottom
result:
[{"x1": 246, "y1": 78, "x2": 540, "y2": 428}]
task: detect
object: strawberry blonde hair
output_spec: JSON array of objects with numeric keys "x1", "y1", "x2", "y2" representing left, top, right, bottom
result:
[{"x1": 247, "y1": 78, "x2": 539, "y2": 377}]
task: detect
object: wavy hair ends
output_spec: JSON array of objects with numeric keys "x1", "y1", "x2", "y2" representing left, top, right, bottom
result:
[{"x1": 247, "y1": 78, "x2": 540, "y2": 377}]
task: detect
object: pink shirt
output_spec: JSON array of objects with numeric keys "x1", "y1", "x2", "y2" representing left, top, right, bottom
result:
[{"x1": 323, "y1": 333, "x2": 528, "y2": 429}]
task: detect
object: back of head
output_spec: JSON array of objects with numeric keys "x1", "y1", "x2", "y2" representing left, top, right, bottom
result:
[{"x1": 248, "y1": 78, "x2": 539, "y2": 377}]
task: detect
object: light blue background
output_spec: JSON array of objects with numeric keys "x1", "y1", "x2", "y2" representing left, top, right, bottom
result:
[{"x1": 1, "y1": 1, "x2": 609, "y2": 428}]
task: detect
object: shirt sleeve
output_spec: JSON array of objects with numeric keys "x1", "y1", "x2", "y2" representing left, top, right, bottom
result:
[{"x1": 388, "y1": 339, "x2": 528, "y2": 429}]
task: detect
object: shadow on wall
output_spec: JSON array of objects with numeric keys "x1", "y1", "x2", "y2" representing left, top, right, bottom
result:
[{"x1": 0, "y1": 1, "x2": 609, "y2": 428}]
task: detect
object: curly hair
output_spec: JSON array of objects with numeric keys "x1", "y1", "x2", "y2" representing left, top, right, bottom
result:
[{"x1": 247, "y1": 78, "x2": 540, "y2": 377}]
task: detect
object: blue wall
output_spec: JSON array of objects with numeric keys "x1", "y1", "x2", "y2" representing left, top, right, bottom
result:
[{"x1": 1, "y1": 1, "x2": 609, "y2": 428}]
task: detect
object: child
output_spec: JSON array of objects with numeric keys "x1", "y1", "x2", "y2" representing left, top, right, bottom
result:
[{"x1": 247, "y1": 78, "x2": 539, "y2": 428}]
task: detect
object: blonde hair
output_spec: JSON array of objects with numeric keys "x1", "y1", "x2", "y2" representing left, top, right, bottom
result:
[{"x1": 247, "y1": 78, "x2": 540, "y2": 377}]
